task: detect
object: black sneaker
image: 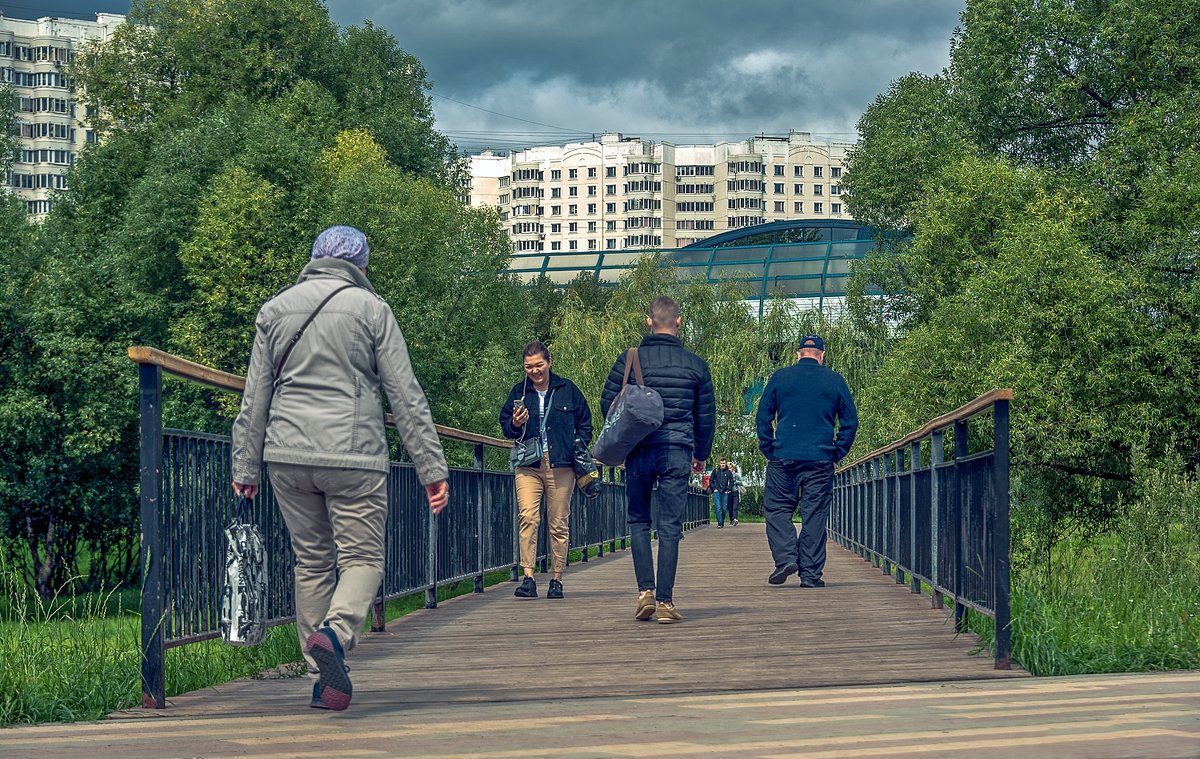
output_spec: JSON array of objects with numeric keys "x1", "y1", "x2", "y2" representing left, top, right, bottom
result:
[
  {"x1": 768, "y1": 562, "x2": 798, "y2": 585},
  {"x1": 514, "y1": 576, "x2": 538, "y2": 598},
  {"x1": 800, "y1": 577, "x2": 826, "y2": 588},
  {"x1": 547, "y1": 579, "x2": 564, "y2": 599}
]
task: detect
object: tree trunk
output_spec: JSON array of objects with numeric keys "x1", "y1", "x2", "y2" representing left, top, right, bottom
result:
[{"x1": 24, "y1": 509, "x2": 58, "y2": 602}]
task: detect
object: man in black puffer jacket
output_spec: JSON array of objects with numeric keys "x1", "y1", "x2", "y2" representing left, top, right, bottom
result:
[{"x1": 601, "y1": 296, "x2": 715, "y2": 624}]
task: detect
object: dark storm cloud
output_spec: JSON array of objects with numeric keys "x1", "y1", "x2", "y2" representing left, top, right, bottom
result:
[
  {"x1": 4, "y1": 0, "x2": 962, "y2": 152},
  {"x1": 325, "y1": 0, "x2": 964, "y2": 150}
]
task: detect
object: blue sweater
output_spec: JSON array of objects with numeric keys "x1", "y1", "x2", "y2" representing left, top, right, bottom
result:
[{"x1": 756, "y1": 358, "x2": 858, "y2": 463}]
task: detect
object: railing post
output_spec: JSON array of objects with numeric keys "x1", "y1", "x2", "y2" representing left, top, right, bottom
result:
[
  {"x1": 992, "y1": 399, "x2": 1012, "y2": 669},
  {"x1": 930, "y1": 429, "x2": 944, "y2": 610},
  {"x1": 426, "y1": 480, "x2": 438, "y2": 608},
  {"x1": 475, "y1": 443, "x2": 485, "y2": 594},
  {"x1": 879, "y1": 456, "x2": 890, "y2": 575},
  {"x1": 953, "y1": 419, "x2": 969, "y2": 632},
  {"x1": 138, "y1": 362, "x2": 166, "y2": 709},
  {"x1": 909, "y1": 440, "x2": 920, "y2": 594},
  {"x1": 893, "y1": 449, "x2": 904, "y2": 585}
]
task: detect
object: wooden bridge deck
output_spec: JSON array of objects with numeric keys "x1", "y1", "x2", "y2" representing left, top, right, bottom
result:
[{"x1": 6, "y1": 524, "x2": 1199, "y2": 757}]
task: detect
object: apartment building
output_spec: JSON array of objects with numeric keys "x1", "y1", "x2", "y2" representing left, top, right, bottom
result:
[
  {"x1": 1, "y1": 12, "x2": 126, "y2": 218},
  {"x1": 467, "y1": 131, "x2": 851, "y2": 254}
]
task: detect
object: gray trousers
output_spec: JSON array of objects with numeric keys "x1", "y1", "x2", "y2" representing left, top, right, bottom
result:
[
  {"x1": 763, "y1": 459, "x2": 835, "y2": 582},
  {"x1": 269, "y1": 462, "x2": 387, "y2": 676}
]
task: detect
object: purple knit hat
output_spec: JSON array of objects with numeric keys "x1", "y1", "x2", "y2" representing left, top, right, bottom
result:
[{"x1": 311, "y1": 225, "x2": 369, "y2": 268}]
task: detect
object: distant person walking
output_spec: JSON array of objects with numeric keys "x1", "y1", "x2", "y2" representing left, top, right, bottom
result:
[
  {"x1": 499, "y1": 341, "x2": 593, "y2": 599},
  {"x1": 755, "y1": 334, "x2": 857, "y2": 588},
  {"x1": 232, "y1": 225, "x2": 450, "y2": 712},
  {"x1": 601, "y1": 296, "x2": 715, "y2": 623},
  {"x1": 710, "y1": 458, "x2": 736, "y2": 528}
]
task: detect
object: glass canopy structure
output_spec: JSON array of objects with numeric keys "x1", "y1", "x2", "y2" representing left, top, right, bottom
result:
[{"x1": 506, "y1": 219, "x2": 882, "y2": 314}]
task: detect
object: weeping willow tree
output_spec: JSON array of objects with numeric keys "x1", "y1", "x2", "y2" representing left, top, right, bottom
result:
[{"x1": 550, "y1": 255, "x2": 891, "y2": 479}]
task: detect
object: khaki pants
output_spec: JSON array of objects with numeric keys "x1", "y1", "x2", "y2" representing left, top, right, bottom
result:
[
  {"x1": 268, "y1": 462, "x2": 387, "y2": 676},
  {"x1": 514, "y1": 453, "x2": 574, "y2": 573}
]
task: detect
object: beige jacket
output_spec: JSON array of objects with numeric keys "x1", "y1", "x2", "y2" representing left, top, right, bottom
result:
[{"x1": 231, "y1": 258, "x2": 449, "y2": 486}]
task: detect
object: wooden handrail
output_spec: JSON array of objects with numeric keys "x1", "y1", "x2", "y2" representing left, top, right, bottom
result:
[
  {"x1": 128, "y1": 346, "x2": 513, "y2": 449},
  {"x1": 838, "y1": 388, "x2": 1013, "y2": 471}
]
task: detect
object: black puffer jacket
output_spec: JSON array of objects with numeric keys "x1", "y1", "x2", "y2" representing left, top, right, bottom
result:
[
  {"x1": 500, "y1": 372, "x2": 593, "y2": 468},
  {"x1": 600, "y1": 333, "x2": 715, "y2": 461}
]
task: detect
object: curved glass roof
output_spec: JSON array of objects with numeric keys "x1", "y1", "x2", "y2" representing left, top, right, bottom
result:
[{"x1": 507, "y1": 219, "x2": 884, "y2": 313}]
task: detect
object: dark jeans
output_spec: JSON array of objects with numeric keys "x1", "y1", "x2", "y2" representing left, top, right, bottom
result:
[
  {"x1": 626, "y1": 445, "x2": 691, "y2": 603},
  {"x1": 764, "y1": 459, "x2": 835, "y2": 582}
]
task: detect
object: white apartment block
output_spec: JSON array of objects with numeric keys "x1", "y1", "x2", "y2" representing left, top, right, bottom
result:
[
  {"x1": 467, "y1": 131, "x2": 851, "y2": 254},
  {"x1": 1, "y1": 12, "x2": 126, "y2": 218}
]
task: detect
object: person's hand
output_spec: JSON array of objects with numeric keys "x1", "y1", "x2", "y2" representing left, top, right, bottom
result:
[
  {"x1": 232, "y1": 482, "x2": 259, "y2": 499},
  {"x1": 425, "y1": 479, "x2": 449, "y2": 514},
  {"x1": 691, "y1": 458, "x2": 706, "y2": 474},
  {"x1": 512, "y1": 404, "x2": 530, "y2": 427}
]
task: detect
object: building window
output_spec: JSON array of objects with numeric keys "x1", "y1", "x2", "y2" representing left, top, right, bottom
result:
[
  {"x1": 831, "y1": 203, "x2": 842, "y2": 214},
  {"x1": 606, "y1": 184, "x2": 616, "y2": 195},
  {"x1": 606, "y1": 166, "x2": 616, "y2": 177},
  {"x1": 774, "y1": 183, "x2": 784, "y2": 194},
  {"x1": 606, "y1": 220, "x2": 617, "y2": 231},
  {"x1": 677, "y1": 183, "x2": 715, "y2": 194},
  {"x1": 814, "y1": 202, "x2": 823, "y2": 213},
  {"x1": 588, "y1": 221, "x2": 597, "y2": 232},
  {"x1": 774, "y1": 201, "x2": 785, "y2": 212},
  {"x1": 793, "y1": 183, "x2": 804, "y2": 195},
  {"x1": 813, "y1": 185, "x2": 823, "y2": 196},
  {"x1": 587, "y1": 203, "x2": 597, "y2": 214},
  {"x1": 774, "y1": 164, "x2": 784, "y2": 176},
  {"x1": 551, "y1": 205, "x2": 561, "y2": 215},
  {"x1": 831, "y1": 184, "x2": 841, "y2": 195},
  {"x1": 569, "y1": 168, "x2": 578, "y2": 179},
  {"x1": 551, "y1": 241, "x2": 561, "y2": 251},
  {"x1": 569, "y1": 222, "x2": 578, "y2": 232},
  {"x1": 813, "y1": 166, "x2": 824, "y2": 178},
  {"x1": 587, "y1": 167, "x2": 596, "y2": 178},
  {"x1": 588, "y1": 238, "x2": 597, "y2": 250},
  {"x1": 794, "y1": 202, "x2": 803, "y2": 213},
  {"x1": 551, "y1": 187, "x2": 561, "y2": 198},
  {"x1": 588, "y1": 185, "x2": 597, "y2": 197},
  {"x1": 551, "y1": 223, "x2": 562, "y2": 233},
  {"x1": 606, "y1": 202, "x2": 616, "y2": 213},
  {"x1": 569, "y1": 240, "x2": 578, "y2": 250},
  {"x1": 831, "y1": 167, "x2": 842, "y2": 178},
  {"x1": 606, "y1": 239, "x2": 616, "y2": 249},
  {"x1": 569, "y1": 186, "x2": 578, "y2": 197},
  {"x1": 569, "y1": 204, "x2": 578, "y2": 215},
  {"x1": 499, "y1": 193, "x2": 510, "y2": 205},
  {"x1": 676, "y1": 165, "x2": 715, "y2": 176},
  {"x1": 794, "y1": 166, "x2": 803, "y2": 177}
]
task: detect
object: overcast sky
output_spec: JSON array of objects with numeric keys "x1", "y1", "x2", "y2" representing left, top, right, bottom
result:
[{"x1": 6, "y1": 0, "x2": 964, "y2": 154}]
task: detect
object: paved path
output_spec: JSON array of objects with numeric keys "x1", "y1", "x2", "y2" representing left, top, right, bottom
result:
[{"x1": 4, "y1": 524, "x2": 1197, "y2": 757}]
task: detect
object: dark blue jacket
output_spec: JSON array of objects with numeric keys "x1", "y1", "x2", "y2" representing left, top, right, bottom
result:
[
  {"x1": 500, "y1": 372, "x2": 593, "y2": 468},
  {"x1": 756, "y1": 358, "x2": 858, "y2": 463},
  {"x1": 600, "y1": 333, "x2": 715, "y2": 461}
]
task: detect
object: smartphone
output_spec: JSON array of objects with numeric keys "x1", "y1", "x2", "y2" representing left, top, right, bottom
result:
[{"x1": 513, "y1": 398, "x2": 525, "y2": 411}]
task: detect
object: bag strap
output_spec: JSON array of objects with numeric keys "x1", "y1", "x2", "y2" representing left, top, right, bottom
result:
[
  {"x1": 273, "y1": 284, "x2": 357, "y2": 384},
  {"x1": 620, "y1": 347, "x2": 645, "y2": 388},
  {"x1": 235, "y1": 496, "x2": 253, "y2": 524}
]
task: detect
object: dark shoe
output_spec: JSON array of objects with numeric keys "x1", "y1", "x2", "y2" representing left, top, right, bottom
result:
[
  {"x1": 731, "y1": 519, "x2": 739, "y2": 526},
  {"x1": 717, "y1": 523, "x2": 724, "y2": 528},
  {"x1": 768, "y1": 562, "x2": 798, "y2": 585},
  {"x1": 514, "y1": 576, "x2": 538, "y2": 598},
  {"x1": 635, "y1": 589, "x2": 656, "y2": 620},
  {"x1": 305, "y1": 627, "x2": 351, "y2": 711},
  {"x1": 310, "y1": 682, "x2": 332, "y2": 710},
  {"x1": 800, "y1": 578, "x2": 826, "y2": 588},
  {"x1": 547, "y1": 579, "x2": 564, "y2": 599}
]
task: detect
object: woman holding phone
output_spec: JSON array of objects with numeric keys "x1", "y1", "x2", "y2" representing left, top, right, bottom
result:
[{"x1": 499, "y1": 341, "x2": 593, "y2": 599}]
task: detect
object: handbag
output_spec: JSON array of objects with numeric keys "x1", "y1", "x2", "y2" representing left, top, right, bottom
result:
[
  {"x1": 220, "y1": 496, "x2": 266, "y2": 647},
  {"x1": 591, "y1": 347, "x2": 664, "y2": 466},
  {"x1": 508, "y1": 381, "x2": 549, "y2": 469}
]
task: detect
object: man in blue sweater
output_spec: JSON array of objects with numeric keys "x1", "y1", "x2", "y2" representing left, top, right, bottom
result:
[{"x1": 755, "y1": 334, "x2": 858, "y2": 588}]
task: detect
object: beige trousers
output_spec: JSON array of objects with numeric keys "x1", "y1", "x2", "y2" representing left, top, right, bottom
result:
[
  {"x1": 514, "y1": 453, "x2": 574, "y2": 573},
  {"x1": 268, "y1": 462, "x2": 387, "y2": 676}
]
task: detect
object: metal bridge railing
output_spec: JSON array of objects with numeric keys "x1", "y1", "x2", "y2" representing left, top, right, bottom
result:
[
  {"x1": 830, "y1": 389, "x2": 1012, "y2": 669},
  {"x1": 129, "y1": 347, "x2": 709, "y2": 708}
]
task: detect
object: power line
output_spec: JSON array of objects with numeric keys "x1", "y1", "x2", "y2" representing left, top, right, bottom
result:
[{"x1": 428, "y1": 90, "x2": 584, "y2": 133}]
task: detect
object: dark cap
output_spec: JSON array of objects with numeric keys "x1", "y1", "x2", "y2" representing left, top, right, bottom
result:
[{"x1": 799, "y1": 334, "x2": 825, "y2": 351}]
